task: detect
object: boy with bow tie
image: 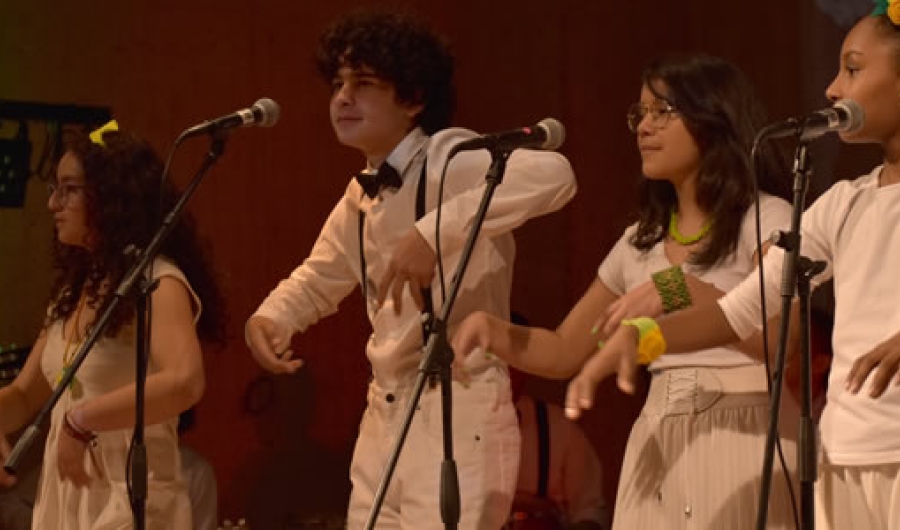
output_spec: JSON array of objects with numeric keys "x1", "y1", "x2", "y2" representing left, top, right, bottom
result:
[{"x1": 244, "y1": 10, "x2": 576, "y2": 529}]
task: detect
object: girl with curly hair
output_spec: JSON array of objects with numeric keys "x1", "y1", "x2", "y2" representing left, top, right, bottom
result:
[{"x1": 0, "y1": 123, "x2": 224, "y2": 529}]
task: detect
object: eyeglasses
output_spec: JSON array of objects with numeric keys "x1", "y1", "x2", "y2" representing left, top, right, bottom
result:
[
  {"x1": 46, "y1": 182, "x2": 86, "y2": 205},
  {"x1": 627, "y1": 101, "x2": 679, "y2": 133}
]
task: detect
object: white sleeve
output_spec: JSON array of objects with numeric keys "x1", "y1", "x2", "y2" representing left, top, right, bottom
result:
[
  {"x1": 718, "y1": 247, "x2": 785, "y2": 340},
  {"x1": 740, "y1": 194, "x2": 792, "y2": 262},
  {"x1": 792, "y1": 182, "x2": 840, "y2": 287},
  {"x1": 414, "y1": 128, "x2": 577, "y2": 254},
  {"x1": 152, "y1": 258, "x2": 202, "y2": 326},
  {"x1": 597, "y1": 225, "x2": 638, "y2": 296},
  {"x1": 254, "y1": 186, "x2": 361, "y2": 334},
  {"x1": 719, "y1": 190, "x2": 838, "y2": 339}
]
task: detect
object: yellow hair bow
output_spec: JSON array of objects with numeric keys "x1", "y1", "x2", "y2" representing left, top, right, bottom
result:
[{"x1": 89, "y1": 119, "x2": 119, "y2": 146}]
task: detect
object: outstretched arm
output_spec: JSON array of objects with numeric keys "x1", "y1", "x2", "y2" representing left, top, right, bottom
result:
[
  {"x1": 254, "y1": 189, "x2": 363, "y2": 333},
  {"x1": 596, "y1": 271, "x2": 725, "y2": 335},
  {"x1": 452, "y1": 278, "x2": 619, "y2": 379},
  {"x1": 565, "y1": 301, "x2": 739, "y2": 418}
]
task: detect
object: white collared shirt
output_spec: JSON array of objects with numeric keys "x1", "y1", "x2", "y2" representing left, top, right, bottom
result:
[{"x1": 255, "y1": 127, "x2": 576, "y2": 386}]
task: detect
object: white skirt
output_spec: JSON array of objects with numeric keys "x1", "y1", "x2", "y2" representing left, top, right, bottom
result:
[{"x1": 612, "y1": 364, "x2": 799, "y2": 530}]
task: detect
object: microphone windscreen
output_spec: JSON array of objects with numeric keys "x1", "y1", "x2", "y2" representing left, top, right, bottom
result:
[
  {"x1": 835, "y1": 99, "x2": 863, "y2": 133},
  {"x1": 537, "y1": 118, "x2": 565, "y2": 150},
  {"x1": 254, "y1": 98, "x2": 281, "y2": 127}
]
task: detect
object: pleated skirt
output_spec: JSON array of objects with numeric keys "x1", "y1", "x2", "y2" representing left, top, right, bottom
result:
[{"x1": 611, "y1": 364, "x2": 799, "y2": 530}]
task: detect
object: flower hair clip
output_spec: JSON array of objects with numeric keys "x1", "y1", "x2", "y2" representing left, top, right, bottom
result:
[
  {"x1": 89, "y1": 119, "x2": 119, "y2": 146},
  {"x1": 873, "y1": 0, "x2": 900, "y2": 26}
]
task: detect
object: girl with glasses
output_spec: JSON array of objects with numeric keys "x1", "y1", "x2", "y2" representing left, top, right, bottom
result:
[
  {"x1": 0, "y1": 125, "x2": 225, "y2": 529},
  {"x1": 566, "y1": 5, "x2": 900, "y2": 528},
  {"x1": 453, "y1": 54, "x2": 797, "y2": 528}
]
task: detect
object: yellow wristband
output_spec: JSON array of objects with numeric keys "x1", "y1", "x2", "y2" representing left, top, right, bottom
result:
[{"x1": 621, "y1": 317, "x2": 666, "y2": 365}]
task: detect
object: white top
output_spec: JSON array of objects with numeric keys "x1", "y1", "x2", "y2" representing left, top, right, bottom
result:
[
  {"x1": 35, "y1": 258, "x2": 199, "y2": 530},
  {"x1": 720, "y1": 166, "x2": 900, "y2": 465},
  {"x1": 598, "y1": 193, "x2": 792, "y2": 370},
  {"x1": 255, "y1": 127, "x2": 577, "y2": 387}
]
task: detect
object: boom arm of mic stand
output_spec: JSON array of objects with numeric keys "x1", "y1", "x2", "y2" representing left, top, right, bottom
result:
[{"x1": 364, "y1": 149, "x2": 512, "y2": 530}]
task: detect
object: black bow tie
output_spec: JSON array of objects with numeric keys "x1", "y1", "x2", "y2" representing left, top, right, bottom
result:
[{"x1": 355, "y1": 162, "x2": 403, "y2": 199}]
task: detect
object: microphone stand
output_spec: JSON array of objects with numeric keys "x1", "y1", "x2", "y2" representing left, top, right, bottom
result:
[
  {"x1": 364, "y1": 149, "x2": 512, "y2": 530},
  {"x1": 4, "y1": 130, "x2": 228, "y2": 530},
  {"x1": 755, "y1": 141, "x2": 824, "y2": 530}
]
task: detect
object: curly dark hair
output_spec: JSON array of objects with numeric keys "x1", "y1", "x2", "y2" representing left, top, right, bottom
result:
[
  {"x1": 46, "y1": 129, "x2": 226, "y2": 345},
  {"x1": 630, "y1": 54, "x2": 791, "y2": 270},
  {"x1": 315, "y1": 9, "x2": 455, "y2": 134}
]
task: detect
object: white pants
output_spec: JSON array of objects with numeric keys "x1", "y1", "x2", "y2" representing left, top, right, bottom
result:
[
  {"x1": 612, "y1": 365, "x2": 798, "y2": 530},
  {"x1": 816, "y1": 461, "x2": 900, "y2": 530},
  {"x1": 346, "y1": 368, "x2": 520, "y2": 530}
]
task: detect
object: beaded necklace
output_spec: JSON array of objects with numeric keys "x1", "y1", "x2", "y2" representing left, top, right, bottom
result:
[
  {"x1": 668, "y1": 210, "x2": 712, "y2": 245},
  {"x1": 57, "y1": 295, "x2": 87, "y2": 392}
]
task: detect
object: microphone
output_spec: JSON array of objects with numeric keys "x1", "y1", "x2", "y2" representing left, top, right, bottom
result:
[
  {"x1": 448, "y1": 118, "x2": 565, "y2": 157},
  {"x1": 178, "y1": 98, "x2": 281, "y2": 142},
  {"x1": 758, "y1": 99, "x2": 864, "y2": 142}
]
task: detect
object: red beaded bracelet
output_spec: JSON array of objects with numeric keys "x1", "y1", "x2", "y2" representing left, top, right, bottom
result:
[{"x1": 63, "y1": 410, "x2": 96, "y2": 444}]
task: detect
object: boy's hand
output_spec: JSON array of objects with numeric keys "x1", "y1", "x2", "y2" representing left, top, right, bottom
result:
[{"x1": 378, "y1": 229, "x2": 436, "y2": 314}]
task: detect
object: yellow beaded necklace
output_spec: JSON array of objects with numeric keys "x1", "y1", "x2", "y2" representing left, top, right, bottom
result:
[
  {"x1": 57, "y1": 295, "x2": 87, "y2": 392},
  {"x1": 668, "y1": 211, "x2": 712, "y2": 246}
]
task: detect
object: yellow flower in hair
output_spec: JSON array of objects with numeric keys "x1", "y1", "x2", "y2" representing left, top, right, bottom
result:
[
  {"x1": 89, "y1": 120, "x2": 119, "y2": 146},
  {"x1": 889, "y1": 0, "x2": 900, "y2": 25}
]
